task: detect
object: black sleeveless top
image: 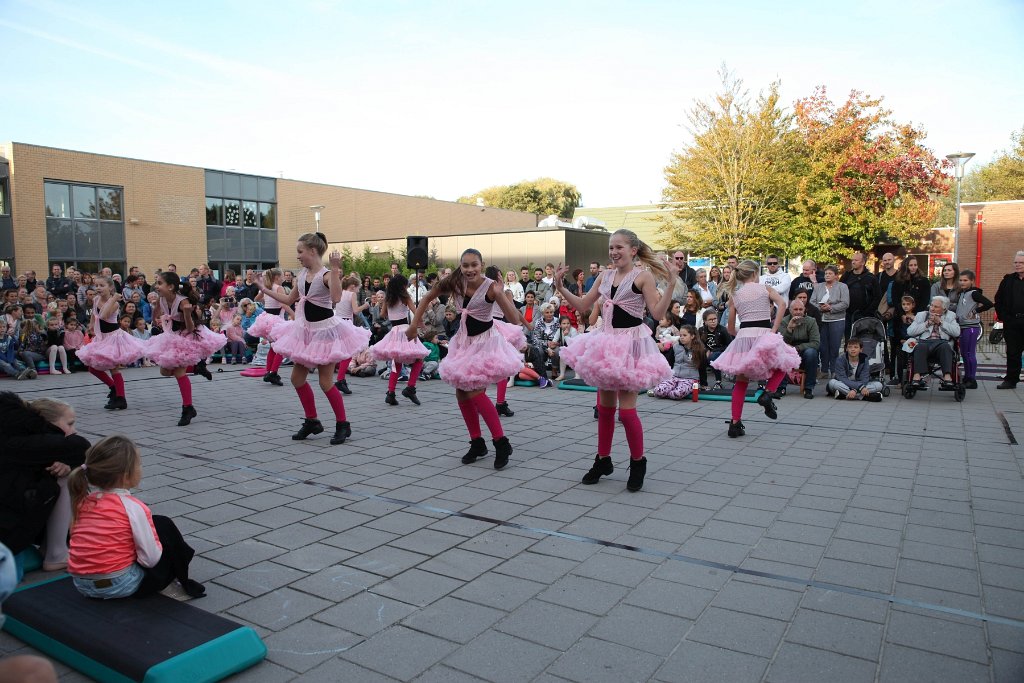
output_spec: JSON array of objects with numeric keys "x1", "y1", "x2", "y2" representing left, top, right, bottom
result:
[
  {"x1": 608, "y1": 283, "x2": 644, "y2": 328},
  {"x1": 98, "y1": 319, "x2": 119, "y2": 334},
  {"x1": 462, "y1": 294, "x2": 495, "y2": 336},
  {"x1": 303, "y1": 280, "x2": 333, "y2": 322}
]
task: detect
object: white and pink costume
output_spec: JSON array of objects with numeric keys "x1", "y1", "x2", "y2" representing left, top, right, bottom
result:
[{"x1": 77, "y1": 300, "x2": 145, "y2": 371}]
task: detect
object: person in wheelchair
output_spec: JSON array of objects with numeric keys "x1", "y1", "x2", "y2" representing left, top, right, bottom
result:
[{"x1": 905, "y1": 295, "x2": 960, "y2": 387}]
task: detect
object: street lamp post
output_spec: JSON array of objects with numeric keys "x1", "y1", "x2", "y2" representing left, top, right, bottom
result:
[
  {"x1": 310, "y1": 205, "x2": 325, "y2": 233},
  {"x1": 945, "y1": 152, "x2": 975, "y2": 263}
]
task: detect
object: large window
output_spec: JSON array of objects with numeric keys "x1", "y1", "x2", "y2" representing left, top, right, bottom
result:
[
  {"x1": 205, "y1": 170, "x2": 277, "y2": 265},
  {"x1": 45, "y1": 181, "x2": 125, "y2": 264}
]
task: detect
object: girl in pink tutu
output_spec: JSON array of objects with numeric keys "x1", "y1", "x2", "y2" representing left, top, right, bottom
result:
[
  {"x1": 371, "y1": 274, "x2": 429, "y2": 406},
  {"x1": 77, "y1": 275, "x2": 146, "y2": 411},
  {"x1": 260, "y1": 233, "x2": 367, "y2": 445},
  {"x1": 484, "y1": 265, "x2": 528, "y2": 417},
  {"x1": 334, "y1": 276, "x2": 370, "y2": 395},
  {"x1": 250, "y1": 268, "x2": 292, "y2": 387},
  {"x1": 407, "y1": 249, "x2": 523, "y2": 469},
  {"x1": 711, "y1": 259, "x2": 800, "y2": 438},
  {"x1": 554, "y1": 229, "x2": 678, "y2": 492},
  {"x1": 147, "y1": 272, "x2": 225, "y2": 426}
]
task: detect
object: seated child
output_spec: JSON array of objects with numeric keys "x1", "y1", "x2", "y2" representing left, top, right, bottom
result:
[
  {"x1": 63, "y1": 316, "x2": 85, "y2": 371},
  {"x1": 420, "y1": 331, "x2": 442, "y2": 379},
  {"x1": 44, "y1": 317, "x2": 70, "y2": 375},
  {"x1": 68, "y1": 435, "x2": 204, "y2": 599},
  {"x1": 224, "y1": 314, "x2": 247, "y2": 364},
  {"x1": 827, "y1": 337, "x2": 884, "y2": 401},
  {"x1": 347, "y1": 347, "x2": 377, "y2": 377},
  {"x1": 650, "y1": 324, "x2": 707, "y2": 399},
  {"x1": 0, "y1": 319, "x2": 32, "y2": 379},
  {"x1": 131, "y1": 317, "x2": 153, "y2": 367},
  {"x1": 698, "y1": 309, "x2": 732, "y2": 387}
]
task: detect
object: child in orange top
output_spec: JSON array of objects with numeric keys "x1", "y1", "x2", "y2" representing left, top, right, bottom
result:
[{"x1": 68, "y1": 436, "x2": 204, "y2": 599}]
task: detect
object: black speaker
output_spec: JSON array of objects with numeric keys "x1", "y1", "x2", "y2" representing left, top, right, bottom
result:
[{"x1": 407, "y1": 235, "x2": 428, "y2": 270}]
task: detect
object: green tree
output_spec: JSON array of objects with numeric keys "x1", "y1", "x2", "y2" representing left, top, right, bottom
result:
[
  {"x1": 966, "y1": 126, "x2": 1024, "y2": 202},
  {"x1": 658, "y1": 70, "x2": 802, "y2": 259},
  {"x1": 457, "y1": 178, "x2": 581, "y2": 218}
]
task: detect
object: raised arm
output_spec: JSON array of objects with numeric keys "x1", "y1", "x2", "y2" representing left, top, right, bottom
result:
[
  {"x1": 326, "y1": 251, "x2": 343, "y2": 305},
  {"x1": 493, "y1": 282, "x2": 525, "y2": 325},
  {"x1": 98, "y1": 293, "x2": 122, "y2": 321},
  {"x1": 641, "y1": 258, "x2": 680, "y2": 323},
  {"x1": 406, "y1": 287, "x2": 441, "y2": 340},
  {"x1": 554, "y1": 264, "x2": 602, "y2": 313},
  {"x1": 259, "y1": 283, "x2": 298, "y2": 306}
]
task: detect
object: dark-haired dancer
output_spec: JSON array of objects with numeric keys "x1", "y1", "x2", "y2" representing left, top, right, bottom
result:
[
  {"x1": 334, "y1": 275, "x2": 370, "y2": 394},
  {"x1": 249, "y1": 268, "x2": 293, "y2": 387},
  {"x1": 370, "y1": 274, "x2": 429, "y2": 406},
  {"x1": 77, "y1": 275, "x2": 145, "y2": 410},
  {"x1": 408, "y1": 249, "x2": 523, "y2": 468},
  {"x1": 260, "y1": 233, "x2": 368, "y2": 444},
  {"x1": 555, "y1": 229, "x2": 677, "y2": 492},
  {"x1": 146, "y1": 272, "x2": 225, "y2": 426},
  {"x1": 484, "y1": 265, "x2": 527, "y2": 417}
]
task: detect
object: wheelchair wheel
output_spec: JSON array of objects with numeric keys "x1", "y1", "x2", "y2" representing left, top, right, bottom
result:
[
  {"x1": 955, "y1": 385, "x2": 966, "y2": 402},
  {"x1": 882, "y1": 385, "x2": 891, "y2": 398},
  {"x1": 902, "y1": 385, "x2": 916, "y2": 399}
]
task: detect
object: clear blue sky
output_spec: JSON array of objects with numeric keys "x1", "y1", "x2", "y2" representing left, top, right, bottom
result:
[{"x1": 2, "y1": 0, "x2": 1022, "y2": 207}]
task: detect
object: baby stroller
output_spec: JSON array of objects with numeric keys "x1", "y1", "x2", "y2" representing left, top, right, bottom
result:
[
  {"x1": 901, "y1": 337, "x2": 966, "y2": 402},
  {"x1": 850, "y1": 315, "x2": 891, "y2": 396}
]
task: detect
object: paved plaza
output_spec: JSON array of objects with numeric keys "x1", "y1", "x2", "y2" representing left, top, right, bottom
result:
[{"x1": 3, "y1": 357, "x2": 1023, "y2": 682}]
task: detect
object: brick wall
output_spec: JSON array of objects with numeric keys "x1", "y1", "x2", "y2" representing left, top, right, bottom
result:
[{"x1": 957, "y1": 201, "x2": 1024, "y2": 322}]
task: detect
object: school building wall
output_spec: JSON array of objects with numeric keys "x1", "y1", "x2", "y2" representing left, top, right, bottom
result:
[{"x1": 957, "y1": 200, "x2": 1024, "y2": 320}]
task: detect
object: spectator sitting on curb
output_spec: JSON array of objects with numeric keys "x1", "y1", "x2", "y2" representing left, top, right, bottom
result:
[{"x1": 827, "y1": 337, "x2": 884, "y2": 401}]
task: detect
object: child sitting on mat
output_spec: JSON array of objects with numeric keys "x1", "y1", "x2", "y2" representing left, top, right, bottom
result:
[{"x1": 67, "y1": 436, "x2": 204, "y2": 600}]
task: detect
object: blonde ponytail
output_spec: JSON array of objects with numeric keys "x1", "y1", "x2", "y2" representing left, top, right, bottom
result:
[{"x1": 612, "y1": 229, "x2": 668, "y2": 281}]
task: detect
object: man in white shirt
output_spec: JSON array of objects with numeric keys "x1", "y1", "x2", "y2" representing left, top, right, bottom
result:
[{"x1": 759, "y1": 255, "x2": 791, "y2": 296}]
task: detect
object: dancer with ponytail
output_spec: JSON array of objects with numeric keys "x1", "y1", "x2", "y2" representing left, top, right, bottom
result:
[
  {"x1": 408, "y1": 249, "x2": 523, "y2": 468},
  {"x1": 554, "y1": 229, "x2": 677, "y2": 492},
  {"x1": 260, "y1": 233, "x2": 367, "y2": 444},
  {"x1": 371, "y1": 274, "x2": 429, "y2": 406},
  {"x1": 334, "y1": 276, "x2": 370, "y2": 394},
  {"x1": 77, "y1": 275, "x2": 145, "y2": 410},
  {"x1": 711, "y1": 259, "x2": 800, "y2": 437},
  {"x1": 485, "y1": 265, "x2": 528, "y2": 417},
  {"x1": 249, "y1": 268, "x2": 292, "y2": 387},
  {"x1": 147, "y1": 273, "x2": 225, "y2": 426}
]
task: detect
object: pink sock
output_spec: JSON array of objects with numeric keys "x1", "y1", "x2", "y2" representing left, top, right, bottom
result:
[
  {"x1": 408, "y1": 360, "x2": 424, "y2": 388},
  {"x1": 458, "y1": 399, "x2": 482, "y2": 439},
  {"x1": 388, "y1": 365, "x2": 400, "y2": 392},
  {"x1": 325, "y1": 386, "x2": 347, "y2": 422},
  {"x1": 89, "y1": 367, "x2": 113, "y2": 386},
  {"x1": 471, "y1": 392, "x2": 504, "y2": 439},
  {"x1": 766, "y1": 369, "x2": 786, "y2": 393},
  {"x1": 112, "y1": 373, "x2": 125, "y2": 398},
  {"x1": 496, "y1": 377, "x2": 508, "y2": 404},
  {"x1": 176, "y1": 375, "x2": 192, "y2": 406},
  {"x1": 296, "y1": 383, "x2": 317, "y2": 418},
  {"x1": 618, "y1": 408, "x2": 644, "y2": 460},
  {"x1": 337, "y1": 357, "x2": 351, "y2": 381},
  {"x1": 732, "y1": 380, "x2": 748, "y2": 421},
  {"x1": 597, "y1": 404, "x2": 616, "y2": 456},
  {"x1": 268, "y1": 349, "x2": 284, "y2": 373}
]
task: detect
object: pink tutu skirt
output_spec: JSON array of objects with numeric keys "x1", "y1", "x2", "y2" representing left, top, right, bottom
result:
[
  {"x1": 77, "y1": 330, "x2": 146, "y2": 371},
  {"x1": 440, "y1": 326, "x2": 524, "y2": 391},
  {"x1": 248, "y1": 310, "x2": 287, "y2": 341},
  {"x1": 147, "y1": 327, "x2": 226, "y2": 369},
  {"x1": 711, "y1": 327, "x2": 800, "y2": 379},
  {"x1": 494, "y1": 319, "x2": 527, "y2": 350},
  {"x1": 370, "y1": 325, "x2": 429, "y2": 365},
  {"x1": 272, "y1": 316, "x2": 370, "y2": 368},
  {"x1": 560, "y1": 324, "x2": 670, "y2": 392}
]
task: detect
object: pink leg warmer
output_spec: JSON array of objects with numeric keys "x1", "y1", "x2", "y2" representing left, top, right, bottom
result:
[
  {"x1": 597, "y1": 404, "x2": 616, "y2": 457},
  {"x1": 337, "y1": 357, "x2": 351, "y2": 381},
  {"x1": 325, "y1": 386, "x2": 347, "y2": 422},
  {"x1": 88, "y1": 367, "x2": 113, "y2": 386},
  {"x1": 766, "y1": 369, "x2": 786, "y2": 393},
  {"x1": 618, "y1": 408, "x2": 644, "y2": 460},
  {"x1": 112, "y1": 373, "x2": 125, "y2": 398},
  {"x1": 471, "y1": 392, "x2": 504, "y2": 438},
  {"x1": 407, "y1": 360, "x2": 424, "y2": 388},
  {"x1": 496, "y1": 377, "x2": 508, "y2": 403},
  {"x1": 176, "y1": 375, "x2": 192, "y2": 406},
  {"x1": 296, "y1": 382, "x2": 317, "y2": 418},
  {"x1": 458, "y1": 398, "x2": 482, "y2": 439},
  {"x1": 732, "y1": 380, "x2": 748, "y2": 422}
]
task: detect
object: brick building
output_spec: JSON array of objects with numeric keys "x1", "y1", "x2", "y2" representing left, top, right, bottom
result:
[
  {"x1": 956, "y1": 200, "x2": 1024, "y2": 318},
  {"x1": 0, "y1": 142, "x2": 608, "y2": 279}
]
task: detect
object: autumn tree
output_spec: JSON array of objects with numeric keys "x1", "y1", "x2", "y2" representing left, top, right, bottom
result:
[
  {"x1": 790, "y1": 87, "x2": 949, "y2": 262},
  {"x1": 658, "y1": 71, "x2": 802, "y2": 259},
  {"x1": 458, "y1": 178, "x2": 581, "y2": 218},
  {"x1": 966, "y1": 125, "x2": 1024, "y2": 202}
]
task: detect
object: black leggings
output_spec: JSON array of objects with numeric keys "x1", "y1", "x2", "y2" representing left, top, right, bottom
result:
[{"x1": 133, "y1": 515, "x2": 196, "y2": 598}]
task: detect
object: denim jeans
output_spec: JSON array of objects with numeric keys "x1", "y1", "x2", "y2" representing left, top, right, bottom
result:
[
  {"x1": 72, "y1": 562, "x2": 145, "y2": 599},
  {"x1": 0, "y1": 359, "x2": 26, "y2": 377},
  {"x1": 819, "y1": 321, "x2": 844, "y2": 375},
  {"x1": 20, "y1": 350, "x2": 44, "y2": 367}
]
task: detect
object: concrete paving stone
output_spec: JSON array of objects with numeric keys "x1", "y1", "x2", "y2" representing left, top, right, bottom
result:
[
  {"x1": 401, "y1": 596, "x2": 506, "y2": 644},
  {"x1": 886, "y1": 609, "x2": 988, "y2": 663},
  {"x1": 655, "y1": 640, "x2": 768, "y2": 683},
  {"x1": 300, "y1": 658, "x2": 401, "y2": 682},
  {"x1": 841, "y1": 507, "x2": 907, "y2": 531},
  {"x1": 457, "y1": 529, "x2": 539, "y2": 559},
  {"x1": 669, "y1": 491, "x2": 731, "y2": 511},
  {"x1": 750, "y1": 537, "x2": 825, "y2": 568},
  {"x1": 787, "y1": 494, "x2": 848, "y2": 513},
  {"x1": 687, "y1": 480, "x2": 744, "y2": 498},
  {"x1": 896, "y1": 559, "x2": 980, "y2": 596},
  {"x1": 183, "y1": 501, "x2": 255, "y2": 525},
  {"x1": 323, "y1": 525, "x2": 400, "y2": 553},
  {"x1": 678, "y1": 536, "x2": 751, "y2": 566},
  {"x1": 982, "y1": 585, "x2": 1024, "y2": 619},
  {"x1": 214, "y1": 560, "x2": 307, "y2": 597},
  {"x1": 650, "y1": 560, "x2": 732, "y2": 591},
  {"x1": 973, "y1": 509, "x2": 1024, "y2": 531},
  {"x1": 341, "y1": 626, "x2": 457, "y2": 681},
  {"x1": 284, "y1": 492, "x2": 354, "y2": 514},
  {"x1": 254, "y1": 522, "x2": 335, "y2": 551},
  {"x1": 452, "y1": 572, "x2": 547, "y2": 611},
  {"x1": 826, "y1": 538, "x2": 899, "y2": 568},
  {"x1": 315, "y1": 591, "x2": 418, "y2": 637},
  {"x1": 192, "y1": 518, "x2": 270, "y2": 546},
  {"x1": 629, "y1": 517, "x2": 699, "y2": 544},
  {"x1": 980, "y1": 561, "x2": 1024, "y2": 591},
  {"x1": 271, "y1": 542, "x2": 354, "y2": 573},
  {"x1": 342, "y1": 544, "x2": 430, "y2": 578},
  {"x1": 697, "y1": 519, "x2": 766, "y2": 545},
  {"x1": 814, "y1": 559, "x2": 895, "y2": 593},
  {"x1": 800, "y1": 587, "x2": 889, "y2": 623},
  {"x1": 394, "y1": 529, "x2": 467, "y2": 556},
  {"x1": 786, "y1": 609, "x2": 884, "y2": 661},
  {"x1": 444, "y1": 630, "x2": 561, "y2": 683},
  {"x1": 587, "y1": 603, "x2": 691, "y2": 656},
  {"x1": 493, "y1": 552, "x2": 578, "y2": 584},
  {"x1": 298, "y1": 508, "x2": 374, "y2": 534},
  {"x1": 903, "y1": 523, "x2": 975, "y2": 549},
  {"x1": 907, "y1": 508, "x2": 974, "y2": 533},
  {"x1": 494, "y1": 599, "x2": 599, "y2": 651},
  {"x1": 687, "y1": 606, "x2": 787, "y2": 657},
  {"x1": 976, "y1": 523, "x2": 1024, "y2": 549},
  {"x1": 536, "y1": 574, "x2": 631, "y2": 616},
  {"x1": 648, "y1": 502, "x2": 716, "y2": 526},
  {"x1": 424, "y1": 515, "x2": 496, "y2": 538},
  {"x1": 713, "y1": 504, "x2": 778, "y2": 528},
  {"x1": 228, "y1": 586, "x2": 332, "y2": 632},
  {"x1": 203, "y1": 538, "x2": 286, "y2": 569},
  {"x1": 899, "y1": 539, "x2": 978, "y2": 570},
  {"x1": 910, "y1": 495, "x2": 973, "y2": 515},
  {"x1": 370, "y1": 568, "x2": 463, "y2": 607},
  {"x1": 413, "y1": 665, "x2": 490, "y2": 683},
  {"x1": 624, "y1": 577, "x2": 717, "y2": 619},
  {"x1": 739, "y1": 556, "x2": 815, "y2": 581},
  {"x1": 766, "y1": 642, "x2": 878, "y2": 683},
  {"x1": 849, "y1": 494, "x2": 909, "y2": 515},
  {"x1": 892, "y1": 582, "x2": 983, "y2": 614},
  {"x1": 765, "y1": 520, "x2": 834, "y2": 546},
  {"x1": 978, "y1": 542, "x2": 1024, "y2": 568},
  {"x1": 776, "y1": 506, "x2": 842, "y2": 528},
  {"x1": 231, "y1": 490, "x2": 301, "y2": 512},
  {"x1": 711, "y1": 579, "x2": 803, "y2": 620},
  {"x1": 291, "y1": 565, "x2": 383, "y2": 602},
  {"x1": 570, "y1": 550, "x2": 656, "y2": 588},
  {"x1": 588, "y1": 500, "x2": 657, "y2": 525},
  {"x1": 731, "y1": 492, "x2": 792, "y2": 512},
  {"x1": 263, "y1": 620, "x2": 363, "y2": 673},
  {"x1": 879, "y1": 644, "x2": 990, "y2": 683},
  {"x1": 992, "y1": 648, "x2": 1024, "y2": 683},
  {"x1": 242, "y1": 505, "x2": 314, "y2": 529},
  {"x1": 913, "y1": 483, "x2": 970, "y2": 502},
  {"x1": 547, "y1": 636, "x2": 663, "y2": 683},
  {"x1": 416, "y1": 548, "x2": 504, "y2": 583}
]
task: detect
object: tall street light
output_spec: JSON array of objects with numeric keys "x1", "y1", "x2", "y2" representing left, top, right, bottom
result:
[
  {"x1": 946, "y1": 152, "x2": 975, "y2": 263},
  {"x1": 310, "y1": 205, "x2": 325, "y2": 233}
]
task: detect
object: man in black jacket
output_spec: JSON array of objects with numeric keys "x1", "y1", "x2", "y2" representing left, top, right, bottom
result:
[
  {"x1": 840, "y1": 251, "x2": 878, "y2": 339},
  {"x1": 45, "y1": 264, "x2": 73, "y2": 298},
  {"x1": 995, "y1": 250, "x2": 1024, "y2": 389},
  {"x1": 195, "y1": 263, "x2": 220, "y2": 305}
]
